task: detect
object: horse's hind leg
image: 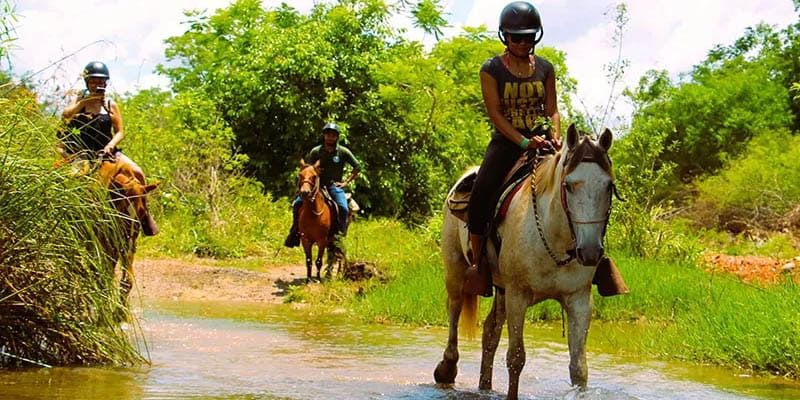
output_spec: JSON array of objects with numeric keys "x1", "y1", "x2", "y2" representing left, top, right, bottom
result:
[
  {"x1": 479, "y1": 290, "x2": 506, "y2": 390},
  {"x1": 563, "y1": 291, "x2": 592, "y2": 389},
  {"x1": 434, "y1": 212, "x2": 469, "y2": 385},
  {"x1": 434, "y1": 291, "x2": 462, "y2": 385}
]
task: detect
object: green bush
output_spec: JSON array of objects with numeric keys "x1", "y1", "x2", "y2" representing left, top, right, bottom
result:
[{"x1": 695, "y1": 129, "x2": 800, "y2": 230}]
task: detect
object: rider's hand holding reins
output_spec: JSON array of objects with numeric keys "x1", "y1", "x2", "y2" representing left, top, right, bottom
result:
[{"x1": 525, "y1": 135, "x2": 550, "y2": 150}]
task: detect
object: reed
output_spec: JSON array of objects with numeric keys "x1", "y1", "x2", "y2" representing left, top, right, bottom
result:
[{"x1": 0, "y1": 92, "x2": 144, "y2": 367}]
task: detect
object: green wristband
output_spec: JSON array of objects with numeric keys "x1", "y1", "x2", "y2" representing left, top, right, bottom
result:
[{"x1": 519, "y1": 137, "x2": 530, "y2": 149}]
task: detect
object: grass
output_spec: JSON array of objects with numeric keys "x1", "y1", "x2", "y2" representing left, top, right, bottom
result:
[
  {"x1": 273, "y1": 216, "x2": 800, "y2": 378},
  {"x1": 0, "y1": 94, "x2": 145, "y2": 367}
]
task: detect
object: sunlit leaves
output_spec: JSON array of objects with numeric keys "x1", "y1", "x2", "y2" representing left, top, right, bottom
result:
[{"x1": 411, "y1": 0, "x2": 447, "y2": 40}]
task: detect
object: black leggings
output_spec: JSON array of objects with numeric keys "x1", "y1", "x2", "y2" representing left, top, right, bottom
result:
[{"x1": 467, "y1": 136, "x2": 524, "y2": 235}]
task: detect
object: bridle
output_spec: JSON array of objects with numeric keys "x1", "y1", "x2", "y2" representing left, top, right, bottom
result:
[
  {"x1": 531, "y1": 149, "x2": 622, "y2": 266},
  {"x1": 298, "y1": 167, "x2": 323, "y2": 215}
]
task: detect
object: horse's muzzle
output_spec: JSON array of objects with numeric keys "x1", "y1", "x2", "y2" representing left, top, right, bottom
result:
[
  {"x1": 140, "y1": 214, "x2": 159, "y2": 236},
  {"x1": 576, "y1": 244, "x2": 604, "y2": 267}
]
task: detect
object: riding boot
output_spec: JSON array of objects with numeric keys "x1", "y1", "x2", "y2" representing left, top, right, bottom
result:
[
  {"x1": 592, "y1": 256, "x2": 629, "y2": 297},
  {"x1": 463, "y1": 233, "x2": 493, "y2": 297},
  {"x1": 141, "y1": 213, "x2": 159, "y2": 236},
  {"x1": 284, "y1": 210, "x2": 301, "y2": 248}
]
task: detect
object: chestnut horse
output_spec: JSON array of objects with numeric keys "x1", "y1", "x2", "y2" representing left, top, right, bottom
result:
[
  {"x1": 98, "y1": 159, "x2": 158, "y2": 310},
  {"x1": 434, "y1": 125, "x2": 616, "y2": 398},
  {"x1": 296, "y1": 160, "x2": 334, "y2": 282}
]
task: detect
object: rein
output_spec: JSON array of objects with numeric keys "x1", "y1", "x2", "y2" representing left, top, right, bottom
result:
[{"x1": 531, "y1": 156, "x2": 575, "y2": 266}]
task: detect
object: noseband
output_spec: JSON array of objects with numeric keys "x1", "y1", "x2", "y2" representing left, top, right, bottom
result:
[{"x1": 298, "y1": 168, "x2": 322, "y2": 212}]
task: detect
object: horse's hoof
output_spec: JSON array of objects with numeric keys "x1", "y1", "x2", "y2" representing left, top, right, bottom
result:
[{"x1": 433, "y1": 360, "x2": 457, "y2": 384}]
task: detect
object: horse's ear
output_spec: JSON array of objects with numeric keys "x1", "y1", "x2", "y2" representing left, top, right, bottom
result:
[
  {"x1": 314, "y1": 160, "x2": 321, "y2": 170},
  {"x1": 566, "y1": 123, "x2": 579, "y2": 150},
  {"x1": 599, "y1": 128, "x2": 613, "y2": 151},
  {"x1": 144, "y1": 182, "x2": 160, "y2": 193},
  {"x1": 300, "y1": 158, "x2": 307, "y2": 168}
]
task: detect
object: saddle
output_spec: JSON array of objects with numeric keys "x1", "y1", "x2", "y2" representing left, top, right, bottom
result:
[
  {"x1": 446, "y1": 149, "x2": 629, "y2": 297},
  {"x1": 319, "y1": 188, "x2": 359, "y2": 237},
  {"x1": 447, "y1": 149, "x2": 539, "y2": 225}
]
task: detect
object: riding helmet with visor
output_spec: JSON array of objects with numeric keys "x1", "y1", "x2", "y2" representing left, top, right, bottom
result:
[
  {"x1": 498, "y1": 1, "x2": 543, "y2": 46},
  {"x1": 82, "y1": 61, "x2": 110, "y2": 82}
]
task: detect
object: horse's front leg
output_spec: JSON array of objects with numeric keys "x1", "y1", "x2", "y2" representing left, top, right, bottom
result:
[
  {"x1": 315, "y1": 242, "x2": 325, "y2": 281},
  {"x1": 434, "y1": 291, "x2": 463, "y2": 385},
  {"x1": 479, "y1": 290, "x2": 506, "y2": 390},
  {"x1": 505, "y1": 289, "x2": 529, "y2": 400},
  {"x1": 302, "y1": 241, "x2": 313, "y2": 283},
  {"x1": 563, "y1": 290, "x2": 592, "y2": 389},
  {"x1": 119, "y1": 237, "x2": 138, "y2": 310}
]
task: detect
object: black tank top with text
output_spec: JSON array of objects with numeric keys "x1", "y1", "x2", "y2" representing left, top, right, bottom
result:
[{"x1": 481, "y1": 54, "x2": 554, "y2": 141}]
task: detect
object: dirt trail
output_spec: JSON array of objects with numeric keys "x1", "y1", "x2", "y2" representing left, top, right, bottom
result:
[
  {"x1": 132, "y1": 253, "x2": 798, "y2": 305},
  {"x1": 134, "y1": 259, "x2": 306, "y2": 303}
]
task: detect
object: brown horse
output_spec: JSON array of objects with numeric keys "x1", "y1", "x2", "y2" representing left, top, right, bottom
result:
[
  {"x1": 296, "y1": 160, "x2": 334, "y2": 282},
  {"x1": 98, "y1": 159, "x2": 159, "y2": 310}
]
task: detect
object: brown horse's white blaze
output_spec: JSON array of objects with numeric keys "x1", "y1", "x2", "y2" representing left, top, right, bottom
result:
[
  {"x1": 297, "y1": 160, "x2": 333, "y2": 282},
  {"x1": 435, "y1": 124, "x2": 615, "y2": 398}
]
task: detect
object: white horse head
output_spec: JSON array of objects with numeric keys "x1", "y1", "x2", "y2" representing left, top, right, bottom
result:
[{"x1": 560, "y1": 124, "x2": 614, "y2": 266}]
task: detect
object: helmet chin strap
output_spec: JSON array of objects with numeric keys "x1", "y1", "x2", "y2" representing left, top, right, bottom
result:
[{"x1": 498, "y1": 27, "x2": 545, "y2": 54}]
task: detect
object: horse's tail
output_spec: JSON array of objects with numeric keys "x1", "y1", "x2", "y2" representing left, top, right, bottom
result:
[{"x1": 459, "y1": 294, "x2": 479, "y2": 340}]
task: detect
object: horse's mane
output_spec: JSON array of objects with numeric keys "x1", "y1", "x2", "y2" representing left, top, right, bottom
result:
[
  {"x1": 533, "y1": 135, "x2": 613, "y2": 195},
  {"x1": 98, "y1": 160, "x2": 140, "y2": 188},
  {"x1": 533, "y1": 153, "x2": 561, "y2": 195}
]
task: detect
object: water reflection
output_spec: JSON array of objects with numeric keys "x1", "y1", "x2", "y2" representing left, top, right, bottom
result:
[{"x1": 0, "y1": 301, "x2": 797, "y2": 399}]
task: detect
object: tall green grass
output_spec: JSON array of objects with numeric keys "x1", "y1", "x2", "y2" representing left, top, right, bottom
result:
[
  {"x1": 587, "y1": 255, "x2": 799, "y2": 378},
  {"x1": 292, "y1": 216, "x2": 800, "y2": 378},
  {"x1": 344, "y1": 218, "x2": 447, "y2": 325},
  {"x1": 0, "y1": 93, "x2": 144, "y2": 367}
]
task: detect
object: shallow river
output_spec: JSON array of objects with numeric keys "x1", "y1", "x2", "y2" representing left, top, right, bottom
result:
[{"x1": 1, "y1": 301, "x2": 798, "y2": 399}]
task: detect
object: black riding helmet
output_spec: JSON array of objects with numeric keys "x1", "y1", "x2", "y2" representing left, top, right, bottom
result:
[
  {"x1": 82, "y1": 61, "x2": 110, "y2": 82},
  {"x1": 498, "y1": 1, "x2": 543, "y2": 46}
]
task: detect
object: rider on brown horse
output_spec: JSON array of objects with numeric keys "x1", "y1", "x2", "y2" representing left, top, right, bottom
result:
[
  {"x1": 58, "y1": 61, "x2": 159, "y2": 236},
  {"x1": 284, "y1": 122, "x2": 361, "y2": 247}
]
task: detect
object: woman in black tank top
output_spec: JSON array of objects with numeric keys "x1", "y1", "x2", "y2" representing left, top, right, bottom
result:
[
  {"x1": 464, "y1": 1, "x2": 562, "y2": 297},
  {"x1": 60, "y1": 61, "x2": 148, "y2": 186},
  {"x1": 59, "y1": 61, "x2": 159, "y2": 235}
]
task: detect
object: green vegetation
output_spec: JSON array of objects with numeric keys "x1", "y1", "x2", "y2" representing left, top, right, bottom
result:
[
  {"x1": 0, "y1": 85, "x2": 144, "y2": 368},
  {"x1": 2, "y1": 0, "x2": 799, "y2": 379}
]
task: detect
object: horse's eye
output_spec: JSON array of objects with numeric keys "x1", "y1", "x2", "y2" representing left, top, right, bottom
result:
[{"x1": 564, "y1": 182, "x2": 574, "y2": 193}]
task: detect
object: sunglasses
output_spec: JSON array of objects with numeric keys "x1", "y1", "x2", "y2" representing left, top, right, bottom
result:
[{"x1": 508, "y1": 33, "x2": 536, "y2": 44}]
